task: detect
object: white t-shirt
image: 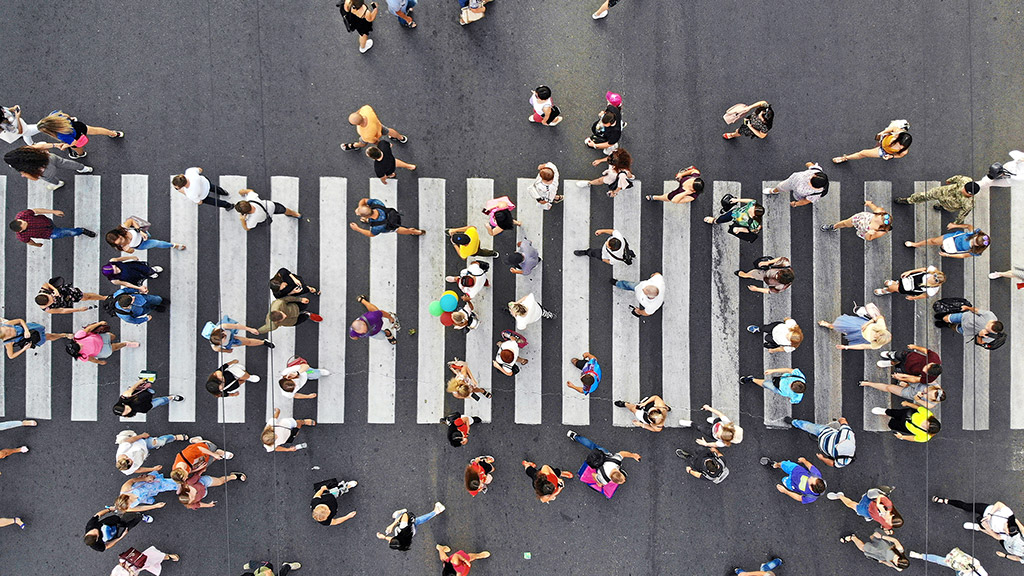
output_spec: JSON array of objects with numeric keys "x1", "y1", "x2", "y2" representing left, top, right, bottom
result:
[
  {"x1": 635, "y1": 274, "x2": 666, "y2": 314},
  {"x1": 264, "y1": 417, "x2": 298, "y2": 451},
  {"x1": 494, "y1": 340, "x2": 520, "y2": 370},
  {"x1": 243, "y1": 192, "x2": 273, "y2": 228},
  {"x1": 458, "y1": 261, "x2": 488, "y2": 300},
  {"x1": 115, "y1": 439, "x2": 148, "y2": 475},
  {"x1": 596, "y1": 453, "x2": 624, "y2": 486},
  {"x1": 771, "y1": 318, "x2": 799, "y2": 353},
  {"x1": 531, "y1": 162, "x2": 560, "y2": 206},
  {"x1": 602, "y1": 230, "x2": 628, "y2": 263},
  {"x1": 278, "y1": 366, "x2": 309, "y2": 399},
  {"x1": 514, "y1": 293, "x2": 544, "y2": 330},
  {"x1": 181, "y1": 167, "x2": 211, "y2": 203},
  {"x1": 530, "y1": 94, "x2": 552, "y2": 116},
  {"x1": 984, "y1": 504, "x2": 1015, "y2": 536}
]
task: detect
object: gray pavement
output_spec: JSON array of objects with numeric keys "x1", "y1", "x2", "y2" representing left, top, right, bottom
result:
[{"x1": 1, "y1": 1, "x2": 1023, "y2": 575}]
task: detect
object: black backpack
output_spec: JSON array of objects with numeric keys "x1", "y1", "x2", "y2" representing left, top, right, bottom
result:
[
  {"x1": 383, "y1": 207, "x2": 403, "y2": 231},
  {"x1": 585, "y1": 448, "x2": 607, "y2": 470},
  {"x1": 101, "y1": 297, "x2": 121, "y2": 318},
  {"x1": 932, "y1": 297, "x2": 972, "y2": 315},
  {"x1": 976, "y1": 332, "x2": 1006, "y2": 350}
]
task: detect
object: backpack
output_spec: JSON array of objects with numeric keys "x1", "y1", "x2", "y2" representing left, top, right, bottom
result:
[
  {"x1": 101, "y1": 297, "x2": 121, "y2": 318},
  {"x1": 383, "y1": 207, "x2": 403, "y2": 231},
  {"x1": 337, "y1": 1, "x2": 354, "y2": 32},
  {"x1": 933, "y1": 297, "x2": 972, "y2": 315},
  {"x1": 585, "y1": 448, "x2": 608, "y2": 470},
  {"x1": 976, "y1": 331, "x2": 1006, "y2": 350}
]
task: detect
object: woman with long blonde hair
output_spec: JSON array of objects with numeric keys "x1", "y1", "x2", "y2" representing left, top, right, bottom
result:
[{"x1": 36, "y1": 110, "x2": 123, "y2": 159}]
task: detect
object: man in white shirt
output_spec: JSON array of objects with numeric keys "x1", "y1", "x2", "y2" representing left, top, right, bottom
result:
[
  {"x1": 114, "y1": 430, "x2": 187, "y2": 475},
  {"x1": 611, "y1": 272, "x2": 665, "y2": 317},
  {"x1": 171, "y1": 166, "x2": 234, "y2": 210},
  {"x1": 234, "y1": 188, "x2": 301, "y2": 231},
  {"x1": 573, "y1": 228, "x2": 633, "y2": 265}
]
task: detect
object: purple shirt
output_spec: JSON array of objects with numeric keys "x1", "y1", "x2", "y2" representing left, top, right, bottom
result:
[{"x1": 349, "y1": 310, "x2": 384, "y2": 339}]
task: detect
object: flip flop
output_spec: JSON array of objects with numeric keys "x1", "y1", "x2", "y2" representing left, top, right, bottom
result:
[{"x1": 340, "y1": 142, "x2": 360, "y2": 151}]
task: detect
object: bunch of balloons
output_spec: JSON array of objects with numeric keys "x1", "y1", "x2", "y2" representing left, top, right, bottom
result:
[{"x1": 428, "y1": 290, "x2": 461, "y2": 326}]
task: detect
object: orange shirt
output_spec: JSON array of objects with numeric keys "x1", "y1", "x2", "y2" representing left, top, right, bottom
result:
[
  {"x1": 173, "y1": 443, "x2": 210, "y2": 476},
  {"x1": 880, "y1": 132, "x2": 902, "y2": 154},
  {"x1": 356, "y1": 105, "x2": 383, "y2": 143}
]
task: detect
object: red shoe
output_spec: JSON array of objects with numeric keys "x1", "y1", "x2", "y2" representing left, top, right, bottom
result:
[{"x1": 309, "y1": 313, "x2": 323, "y2": 323}]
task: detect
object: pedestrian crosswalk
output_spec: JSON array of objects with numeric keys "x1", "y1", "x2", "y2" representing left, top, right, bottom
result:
[{"x1": 0, "y1": 174, "x2": 1020, "y2": 432}]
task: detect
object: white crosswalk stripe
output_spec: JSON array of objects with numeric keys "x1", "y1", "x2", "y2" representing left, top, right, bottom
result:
[{"x1": 2, "y1": 175, "x2": 1013, "y2": 432}]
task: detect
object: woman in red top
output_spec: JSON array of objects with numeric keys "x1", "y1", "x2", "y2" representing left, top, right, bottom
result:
[
  {"x1": 464, "y1": 456, "x2": 495, "y2": 496},
  {"x1": 827, "y1": 487, "x2": 903, "y2": 534},
  {"x1": 442, "y1": 412, "x2": 482, "y2": 447},
  {"x1": 437, "y1": 544, "x2": 490, "y2": 576},
  {"x1": 177, "y1": 471, "x2": 245, "y2": 510},
  {"x1": 522, "y1": 460, "x2": 573, "y2": 503},
  {"x1": 169, "y1": 439, "x2": 233, "y2": 483}
]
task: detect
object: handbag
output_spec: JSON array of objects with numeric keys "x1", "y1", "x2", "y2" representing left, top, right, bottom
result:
[
  {"x1": 723, "y1": 103, "x2": 753, "y2": 124},
  {"x1": 286, "y1": 356, "x2": 308, "y2": 368},
  {"x1": 337, "y1": 2, "x2": 355, "y2": 32},
  {"x1": 128, "y1": 215, "x2": 151, "y2": 231},
  {"x1": 118, "y1": 547, "x2": 147, "y2": 569}
]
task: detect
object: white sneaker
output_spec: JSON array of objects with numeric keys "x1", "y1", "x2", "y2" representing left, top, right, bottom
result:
[
  {"x1": 359, "y1": 39, "x2": 373, "y2": 53},
  {"x1": 433, "y1": 501, "x2": 446, "y2": 514},
  {"x1": 908, "y1": 551, "x2": 924, "y2": 560},
  {"x1": 221, "y1": 450, "x2": 235, "y2": 460},
  {"x1": 592, "y1": 9, "x2": 608, "y2": 18},
  {"x1": 18, "y1": 446, "x2": 28, "y2": 453},
  {"x1": 870, "y1": 407, "x2": 888, "y2": 415},
  {"x1": 392, "y1": 508, "x2": 408, "y2": 519},
  {"x1": 678, "y1": 419, "x2": 692, "y2": 427},
  {"x1": 284, "y1": 562, "x2": 301, "y2": 570},
  {"x1": 293, "y1": 442, "x2": 308, "y2": 450},
  {"x1": 319, "y1": 369, "x2": 331, "y2": 377},
  {"x1": 989, "y1": 272, "x2": 1002, "y2": 280},
  {"x1": 762, "y1": 187, "x2": 776, "y2": 195},
  {"x1": 46, "y1": 180, "x2": 65, "y2": 191},
  {"x1": 876, "y1": 360, "x2": 892, "y2": 368},
  {"x1": 152, "y1": 266, "x2": 164, "y2": 273},
  {"x1": 575, "y1": 181, "x2": 590, "y2": 188},
  {"x1": 77, "y1": 166, "x2": 93, "y2": 174},
  {"x1": 343, "y1": 480, "x2": 358, "y2": 490},
  {"x1": 826, "y1": 491, "x2": 844, "y2": 500},
  {"x1": 248, "y1": 374, "x2": 261, "y2": 383},
  {"x1": 964, "y1": 522, "x2": 981, "y2": 531}
]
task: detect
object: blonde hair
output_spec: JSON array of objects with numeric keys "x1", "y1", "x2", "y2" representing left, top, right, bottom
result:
[
  {"x1": 609, "y1": 469, "x2": 627, "y2": 485},
  {"x1": 114, "y1": 494, "x2": 131, "y2": 512},
  {"x1": 789, "y1": 325, "x2": 804, "y2": 348},
  {"x1": 312, "y1": 504, "x2": 330, "y2": 522},
  {"x1": 447, "y1": 377, "x2": 470, "y2": 398},
  {"x1": 170, "y1": 467, "x2": 188, "y2": 483},
  {"x1": 115, "y1": 456, "x2": 132, "y2": 471},
  {"x1": 37, "y1": 111, "x2": 73, "y2": 137},
  {"x1": 261, "y1": 428, "x2": 277, "y2": 446},
  {"x1": 508, "y1": 303, "x2": 527, "y2": 317}
]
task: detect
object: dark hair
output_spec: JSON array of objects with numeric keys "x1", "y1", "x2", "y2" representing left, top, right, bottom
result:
[
  {"x1": 609, "y1": 149, "x2": 632, "y2": 170},
  {"x1": 116, "y1": 293, "x2": 134, "y2": 310},
  {"x1": 4, "y1": 146, "x2": 50, "y2": 178},
  {"x1": 365, "y1": 146, "x2": 383, "y2": 161},
  {"x1": 534, "y1": 86, "x2": 552, "y2": 100},
  {"x1": 112, "y1": 401, "x2": 128, "y2": 416},
  {"x1": 810, "y1": 172, "x2": 829, "y2": 190},
  {"x1": 606, "y1": 237, "x2": 621, "y2": 252},
  {"x1": 269, "y1": 310, "x2": 287, "y2": 322},
  {"x1": 964, "y1": 181, "x2": 980, "y2": 196},
  {"x1": 990, "y1": 320, "x2": 1004, "y2": 334},
  {"x1": 84, "y1": 533, "x2": 98, "y2": 546},
  {"x1": 34, "y1": 293, "x2": 51, "y2": 306},
  {"x1": 279, "y1": 377, "x2": 296, "y2": 393},
  {"x1": 350, "y1": 0, "x2": 365, "y2": 8},
  {"x1": 451, "y1": 233, "x2": 470, "y2": 246},
  {"x1": 105, "y1": 227, "x2": 129, "y2": 249},
  {"x1": 506, "y1": 253, "x2": 524, "y2": 266},
  {"x1": 968, "y1": 231, "x2": 990, "y2": 255},
  {"x1": 926, "y1": 417, "x2": 941, "y2": 434},
  {"x1": 580, "y1": 374, "x2": 595, "y2": 387},
  {"x1": 8, "y1": 220, "x2": 23, "y2": 232},
  {"x1": 808, "y1": 477, "x2": 826, "y2": 495},
  {"x1": 777, "y1": 268, "x2": 795, "y2": 285},
  {"x1": 171, "y1": 174, "x2": 187, "y2": 188},
  {"x1": 704, "y1": 458, "x2": 722, "y2": 476},
  {"x1": 890, "y1": 510, "x2": 904, "y2": 529},
  {"x1": 538, "y1": 166, "x2": 554, "y2": 181},
  {"x1": 893, "y1": 554, "x2": 910, "y2": 570},
  {"x1": 758, "y1": 104, "x2": 774, "y2": 129},
  {"x1": 534, "y1": 476, "x2": 555, "y2": 497},
  {"x1": 442, "y1": 562, "x2": 458, "y2": 576},
  {"x1": 205, "y1": 378, "x2": 223, "y2": 396},
  {"x1": 894, "y1": 132, "x2": 912, "y2": 150},
  {"x1": 925, "y1": 364, "x2": 943, "y2": 377},
  {"x1": 234, "y1": 201, "x2": 252, "y2": 214},
  {"x1": 876, "y1": 213, "x2": 893, "y2": 232},
  {"x1": 600, "y1": 111, "x2": 615, "y2": 124},
  {"x1": 752, "y1": 204, "x2": 765, "y2": 220},
  {"x1": 493, "y1": 210, "x2": 513, "y2": 230},
  {"x1": 464, "y1": 465, "x2": 481, "y2": 491},
  {"x1": 499, "y1": 349, "x2": 514, "y2": 363},
  {"x1": 790, "y1": 380, "x2": 806, "y2": 394},
  {"x1": 692, "y1": 178, "x2": 705, "y2": 193},
  {"x1": 209, "y1": 328, "x2": 225, "y2": 345}
]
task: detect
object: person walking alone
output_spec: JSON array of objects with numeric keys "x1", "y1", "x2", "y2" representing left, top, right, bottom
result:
[
  {"x1": 171, "y1": 166, "x2": 234, "y2": 211},
  {"x1": 3, "y1": 143, "x2": 92, "y2": 191},
  {"x1": 10, "y1": 207, "x2": 95, "y2": 246},
  {"x1": 339, "y1": 0, "x2": 378, "y2": 53},
  {"x1": 894, "y1": 176, "x2": 978, "y2": 224}
]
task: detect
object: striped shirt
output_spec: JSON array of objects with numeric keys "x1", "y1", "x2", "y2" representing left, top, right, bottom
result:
[{"x1": 818, "y1": 423, "x2": 856, "y2": 467}]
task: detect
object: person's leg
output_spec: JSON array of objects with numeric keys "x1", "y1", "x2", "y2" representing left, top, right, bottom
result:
[
  {"x1": 593, "y1": 0, "x2": 610, "y2": 18},
  {"x1": 791, "y1": 419, "x2": 828, "y2": 436},
  {"x1": 714, "y1": 212, "x2": 733, "y2": 224},
  {"x1": 111, "y1": 342, "x2": 129, "y2": 352},
  {"x1": 585, "y1": 248, "x2": 603, "y2": 259},
  {"x1": 413, "y1": 510, "x2": 438, "y2": 525},
  {"x1": 920, "y1": 554, "x2": 949, "y2": 567},
  {"x1": 945, "y1": 499, "x2": 988, "y2": 517},
  {"x1": 614, "y1": 279, "x2": 637, "y2": 291},
  {"x1": 146, "y1": 434, "x2": 177, "y2": 450},
  {"x1": 385, "y1": 126, "x2": 406, "y2": 141},
  {"x1": 0, "y1": 447, "x2": 27, "y2": 459},
  {"x1": 279, "y1": 565, "x2": 291, "y2": 576},
  {"x1": 150, "y1": 396, "x2": 172, "y2": 408},
  {"x1": 572, "y1": 434, "x2": 606, "y2": 453},
  {"x1": 201, "y1": 195, "x2": 234, "y2": 209},
  {"x1": 209, "y1": 185, "x2": 230, "y2": 196},
  {"x1": 49, "y1": 227, "x2": 85, "y2": 239},
  {"x1": 832, "y1": 217, "x2": 853, "y2": 229},
  {"x1": 842, "y1": 147, "x2": 882, "y2": 161},
  {"x1": 395, "y1": 226, "x2": 425, "y2": 235},
  {"x1": 475, "y1": 247, "x2": 498, "y2": 257},
  {"x1": 0, "y1": 421, "x2": 26, "y2": 432},
  {"x1": 136, "y1": 239, "x2": 175, "y2": 250},
  {"x1": 395, "y1": 158, "x2": 416, "y2": 171},
  {"x1": 85, "y1": 125, "x2": 119, "y2": 137},
  {"x1": 778, "y1": 460, "x2": 798, "y2": 475}
]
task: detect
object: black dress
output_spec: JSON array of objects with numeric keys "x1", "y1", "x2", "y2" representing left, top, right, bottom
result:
[{"x1": 344, "y1": 6, "x2": 374, "y2": 35}]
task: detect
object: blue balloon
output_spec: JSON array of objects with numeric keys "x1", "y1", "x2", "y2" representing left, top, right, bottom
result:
[{"x1": 440, "y1": 293, "x2": 458, "y2": 312}]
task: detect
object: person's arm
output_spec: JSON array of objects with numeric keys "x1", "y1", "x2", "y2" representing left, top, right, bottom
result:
[
  {"x1": 864, "y1": 200, "x2": 882, "y2": 213},
  {"x1": 582, "y1": 352, "x2": 597, "y2": 361},
  {"x1": 633, "y1": 420, "x2": 662, "y2": 432},
  {"x1": 891, "y1": 373, "x2": 919, "y2": 383},
  {"x1": 135, "y1": 465, "x2": 161, "y2": 474},
  {"x1": 330, "y1": 511, "x2": 357, "y2": 526},
  {"x1": 239, "y1": 213, "x2": 252, "y2": 231},
  {"x1": 294, "y1": 393, "x2": 317, "y2": 399},
  {"x1": 996, "y1": 551, "x2": 1024, "y2": 563},
  {"x1": 764, "y1": 367, "x2": 791, "y2": 375},
  {"x1": 790, "y1": 198, "x2": 812, "y2": 207},
  {"x1": 747, "y1": 285, "x2": 770, "y2": 294},
  {"x1": 954, "y1": 206, "x2": 971, "y2": 225},
  {"x1": 591, "y1": 157, "x2": 609, "y2": 166},
  {"x1": 907, "y1": 344, "x2": 927, "y2": 353},
  {"x1": 817, "y1": 454, "x2": 837, "y2": 467},
  {"x1": 594, "y1": 229, "x2": 614, "y2": 236},
  {"x1": 776, "y1": 484, "x2": 804, "y2": 502},
  {"x1": 617, "y1": 450, "x2": 641, "y2": 461},
  {"x1": 125, "y1": 502, "x2": 164, "y2": 513},
  {"x1": 702, "y1": 404, "x2": 727, "y2": 420},
  {"x1": 686, "y1": 467, "x2": 703, "y2": 479},
  {"x1": 123, "y1": 432, "x2": 149, "y2": 444},
  {"x1": 197, "y1": 501, "x2": 217, "y2": 508},
  {"x1": 901, "y1": 267, "x2": 927, "y2": 276},
  {"x1": 365, "y1": 2, "x2": 378, "y2": 21},
  {"x1": 940, "y1": 251, "x2": 971, "y2": 259},
  {"x1": 744, "y1": 121, "x2": 768, "y2": 139},
  {"x1": 33, "y1": 208, "x2": 63, "y2": 216},
  {"x1": 110, "y1": 255, "x2": 138, "y2": 263},
  {"x1": 447, "y1": 225, "x2": 471, "y2": 234},
  {"x1": 493, "y1": 361, "x2": 513, "y2": 376}
]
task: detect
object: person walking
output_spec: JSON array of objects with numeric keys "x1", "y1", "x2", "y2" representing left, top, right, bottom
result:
[
  {"x1": 907, "y1": 548, "x2": 988, "y2": 575},
  {"x1": 4, "y1": 142, "x2": 92, "y2": 190},
  {"x1": 446, "y1": 359, "x2": 491, "y2": 400},
  {"x1": 35, "y1": 276, "x2": 107, "y2": 314},
  {"x1": 204, "y1": 316, "x2": 274, "y2": 353},
  {"x1": 573, "y1": 228, "x2": 634, "y2": 266},
  {"x1": 936, "y1": 303, "x2": 1003, "y2": 347},
  {"x1": 441, "y1": 411, "x2": 482, "y2": 447},
  {"x1": 894, "y1": 176, "x2": 979, "y2": 224},
  {"x1": 0, "y1": 419, "x2": 37, "y2": 432},
  {"x1": 565, "y1": 352, "x2": 601, "y2": 395},
  {"x1": 115, "y1": 430, "x2": 188, "y2": 475},
  {"x1": 67, "y1": 321, "x2": 139, "y2": 365},
  {"x1": 584, "y1": 99, "x2": 622, "y2": 156},
  {"x1": 508, "y1": 292, "x2": 555, "y2": 330},
  {"x1": 820, "y1": 200, "x2": 892, "y2": 241},
  {"x1": 84, "y1": 508, "x2": 147, "y2": 551},
  {"x1": 241, "y1": 561, "x2": 302, "y2": 576},
  {"x1": 819, "y1": 302, "x2": 891, "y2": 350},
  {"x1": 171, "y1": 166, "x2": 234, "y2": 211},
  {"x1": 36, "y1": 110, "x2": 123, "y2": 159},
  {"x1": 493, "y1": 330, "x2": 528, "y2": 376},
  {"x1": 740, "y1": 368, "x2": 806, "y2": 405},
  {"x1": 366, "y1": 141, "x2": 415, "y2": 185},
  {"x1": 869, "y1": 402, "x2": 940, "y2": 442},
  {"x1": 457, "y1": 0, "x2": 494, "y2": 25},
  {"x1": 931, "y1": 496, "x2": 1024, "y2": 561},
  {"x1": 566, "y1": 430, "x2": 641, "y2": 488},
  {"x1": 482, "y1": 195, "x2": 520, "y2": 236},
  {"x1": 723, "y1": 101, "x2": 774, "y2": 141},
  {"x1": 759, "y1": 455, "x2": 826, "y2": 504},
  {"x1": 169, "y1": 438, "x2": 234, "y2": 483},
  {"x1": 703, "y1": 194, "x2": 764, "y2": 242},
  {"x1": 733, "y1": 557, "x2": 783, "y2": 575},
  {"x1": 207, "y1": 360, "x2": 260, "y2": 398},
  {"x1": 257, "y1": 295, "x2": 322, "y2": 334},
  {"x1": 613, "y1": 395, "x2": 671, "y2": 432},
  {"x1": 861, "y1": 380, "x2": 945, "y2": 409},
  {"x1": 873, "y1": 266, "x2": 945, "y2": 300},
  {"x1": 310, "y1": 479, "x2": 358, "y2": 527},
  {"x1": 737, "y1": 256, "x2": 794, "y2": 294},
  {"x1": 576, "y1": 149, "x2": 634, "y2": 197},
  {"x1": 507, "y1": 238, "x2": 540, "y2": 275},
  {"x1": 611, "y1": 271, "x2": 665, "y2": 317},
  {"x1": 646, "y1": 166, "x2": 703, "y2": 204},
  {"x1": 111, "y1": 546, "x2": 181, "y2": 576},
  {"x1": 877, "y1": 343, "x2": 942, "y2": 384},
  {"x1": 1, "y1": 317, "x2": 69, "y2": 359},
  {"x1": 676, "y1": 446, "x2": 729, "y2": 484},
  {"x1": 279, "y1": 358, "x2": 329, "y2": 401},
  {"x1": 530, "y1": 162, "x2": 562, "y2": 209},
  {"x1": 464, "y1": 456, "x2": 495, "y2": 496},
  {"x1": 591, "y1": 0, "x2": 622, "y2": 19},
  {"x1": 349, "y1": 197, "x2": 425, "y2": 237},
  {"x1": 827, "y1": 487, "x2": 903, "y2": 533},
  {"x1": 679, "y1": 404, "x2": 744, "y2": 448},
  {"x1": 235, "y1": 188, "x2": 301, "y2": 231},
  {"x1": 112, "y1": 377, "x2": 184, "y2": 418},
  {"x1": 376, "y1": 502, "x2": 446, "y2": 551},
  {"x1": 905, "y1": 223, "x2": 990, "y2": 259},
  {"x1": 114, "y1": 472, "x2": 178, "y2": 513},
  {"x1": 262, "y1": 408, "x2": 313, "y2": 452},
  {"x1": 527, "y1": 86, "x2": 562, "y2": 126},
  {"x1": 270, "y1": 268, "x2": 319, "y2": 299},
  {"x1": 447, "y1": 260, "x2": 490, "y2": 300},
  {"x1": 349, "y1": 295, "x2": 399, "y2": 344},
  {"x1": 9, "y1": 207, "x2": 95, "y2": 246},
  {"x1": 177, "y1": 470, "x2": 246, "y2": 510},
  {"x1": 746, "y1": 318, "x2": 803, "y2": 353},
  {"x1": 341, "y1": 104, "x2": 407, "y2": 150},
  {"x1": 839, "y1": 532, "x2": 910, "y2": 571},
  {"x1": 437, "y1": 545, "x2": 490, "y2": 575},
  {"x1": 448, "y1": 225, "x2": 498, "y2": 258},
  {"x1": 385, "y1": 0, "x2": 416, "y2": 27},
  {"x1": 106, "y1": 217, "x2": 186, "y2": 253},
  {"x1": 451, "y1": 299, "x2": 478, "y2": 333},
  {"x1": 832, "y1": 119, "x2": 912, "y2": 164},
  {"x1": 339, "y1": 0, "x2": 378, "y2": 53},
  {"x1": 522, "y1": 459, "x2": 573, "y2": 503},
  {"x1": 110, "y1": 286, "x2": 166, "y2": 324},
  {"x1": 784, "y1": 416, "x2": 855, "y2": 468},
  {"x1": 763, "y1": 162, "x2": 830, "y2": 208},
  {"x1": 102, "y1": 256, "x2": 162, "y2": 290},
  {"x1": 0, "y1": 104, "x2": 39, "y2": 144}
]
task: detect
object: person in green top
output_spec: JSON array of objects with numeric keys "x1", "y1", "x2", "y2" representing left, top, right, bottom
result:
[
  {"x1": 870, "y1": 402, "x2": 940, "y2": 442},
  {"x1": 894, "y1": 175, "x2": 979, "y2": 224},
  {"x1": 703, "y1": 194, "x2": 764, "y2": 243},
  {"x1": 257, "y1": 296, "x2": 322, "y2": 334}
]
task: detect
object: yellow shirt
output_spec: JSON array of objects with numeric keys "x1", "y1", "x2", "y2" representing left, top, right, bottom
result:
[
  {"x1": 356, "y1": 105, "x2": 383, "y2": 143},
  {"x1": 455, "y1": 227, "x2": 481, "y2": 259},
  {"x1": 880, "y1": 132, "x2": 902, "y2": 154}
]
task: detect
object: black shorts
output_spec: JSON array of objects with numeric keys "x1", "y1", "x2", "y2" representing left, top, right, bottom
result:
[{"x1": 608, "y1": 0, "x2": 620, "y2": 6}]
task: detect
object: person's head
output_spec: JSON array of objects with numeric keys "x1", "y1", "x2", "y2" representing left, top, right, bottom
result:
[
  {"x1": 234, "y1": 200, "x2": 253, "y2": 215},
  {"x1": 451, "y1": 233, "x2": 470, "y2": 246},
  {"x1": 83, "y1": 533, "x2": 99, "y2": 547},
  {"x1": 508, "y1": 302, "x2": 527, "y2": 317},
  {"x1": 442, "y1": 561, "x2": 459, "y2": 576},
  {"x1": 101, "y1": 263, "x2": 119, "y2": 278},
  {"x1": 312, "y1": 503, "x2": 331, "y2": 522},
  {"x1": 924, "y1": 363, "x2": 943, "y2": 379},
  {"x1": 447, "y1": 428, "x2": 466, "y2": 447},
  {"x1": 751, "y1": 203, "x2": 766, "y2": 222},
  {"x1": 451, "y1": 310, "x2": 469, "y2": 327},
  {"x1": 988, "y1": 320, "x2": 1004, "y2": 334},
  {"x1": 926, "y1": 270, "x2": 947, "y2": 286},
  {"x1": 704, "y1": 458, "x2": 722, "y2": 477},
  {"x1": 648, "y1": 408, "x2": 667, "y2": 426},
  {"x1": 4, "y1": 146, "x2": 50, "y2": 178},
  {"x1": 269, "y1": 310, "x2": 287, "y2": 323},
  {"x1": 580, "y1": 374, "x2": 595, "y2": 389},
  {"x1": 347, "y1": 110, "x2": 366, "y2": 126},
  {"x1": 170, "y1": 466, "x2": 188, "y2": 483},
  {"x1": 447, "y1": 377, "x2": 470, "y2": 398},
  {"x1": 365, "y1": 146, "x2": 383, "y2": 161},
  {"x1": 808, "y1": 477, "x2": 826, "y2": 495},
  {"x1": 608, "y1": 469, "x2": 627, "y2": 485},
  {"x1": 105, "y1": 227, "x2": 130, "y2": 249},
  {"x1": 505, "y1": 252, "x2": 525, "y2": 267},
  {"x1": 261, "y1": 427, "x2": 277, "y2": 446},
  {"x1": 789, "y1": 379, "x2": 806, "y2": 394},
  {"x1": 116, "y1": 293, "x2": 135, "y2": 310},
  {"x1": 209, "y1": 328, "x2": 226, "y2": 345},
  {"x1": 34, "y1": 293, "x2": 53, "y2": 308},
  {"x1": 755, "y1": 104, "x2": 774, "y2": 129},
  {"x1": 788, "y1": 325, "x2": 804, "y2": 348},
  {"x1": 538, "y1": 166, "x2": 554, "y2": 182},
  {"x1": 459, "y1": 276, "x2": 476, "y2": 289},
  {"x1": 777, "y1": 268, "x2": 795, "y2": 285},
  {"x1": 171, "y1": 174, "x2": 187, "y2": 189},
  {"x1": 113, "y1": 494, "x2": 131, "y2": 513},
  {"x1": 606, "y1": 237, "x2": 622, "y2": 252},
  {"x1": 927, "y1": 386, "x2": 946, "y2": 402},
  {"x1": 892, "y1": 553, "x2": 910, "y2": 570},
  {"x1": 111, "y1": 402, "x2": 129, "y2": 417},
  {"x1": 963, "y1": 181, "x2": 980, "y2": 196},
  {"x1": 872, "y1": 330, "x2": 893, "y2": 347},
  {"x1": 464, "y1": 464, "x2": 482, "y2": 492},
  {"x1": 115, "y1": 455, "x2": 134, "y2": 471},
  {"x1": 641, "y1": 284, "x2": 660, "y2": 300},
  {"x1": 279, "y1": 377, "x2": 296, "y2": 393},
  {"x1": 499, "y1": 348, "x2": 515, "y2": 364},
  {"x1": 205, "y1": 377, "x2": 225, "y2": 396},
  {"x1": 718, "y1": 424, "x2": 736, "y2": 444},
  {"x1": 177, "y1": 485, "x2": 195, "y2": 505},
  {"x1": 691, "y1": 178, "x2": 705, "y2": 193},
  {"x1": 609, "y1": 148, "x2": 632, "y2": 170},
  {"x1": 37, "y1": 112, "x2": 72, "y2": 137},
  {"x1": 534, "y1": 85, "x2": 552, "y2": 101},
  {"x1": 350, "y1": 318, "x2": 368, "y2": 335},
  {"x1": 533, "y1": 476, "x2": 556, "y2": 497},
  {"x1": 926, "y1": 417, "x2": 941, "y2": 435},
  {"x1": 890, "y1": 509, "x2": 904, "y2": 529},
  {"x1": 810, "y1": 171, "x2": 829, "y2": 191},
  {"x1": 894, "y1": 131, "x2": 912, "y2": 151},
  {"x1": 968, "y1": 231, "x2": 991, "y2": 255},
  {"x1": 600, "y1": 111, "x2": 615, "y2": 126},
  {"x1": 493, "y1": 210, "x2": 514, "y2": 230},
  {"x1": 8, "y1": 219, "x2": 27, "y2": 233}
]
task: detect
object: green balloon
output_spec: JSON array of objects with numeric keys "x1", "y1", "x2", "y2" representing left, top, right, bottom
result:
[{"x1": 428, "y1": 300, "x2": 443, "y2": 317}]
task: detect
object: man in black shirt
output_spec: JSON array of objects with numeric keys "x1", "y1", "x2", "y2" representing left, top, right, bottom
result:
[
  {"x1": 310, "y1": 478, "x2": 358, "y2": 526},
  {"x1": 366, "y1": 141, "x2": 416, "y2": 184},
  {"x1": 83, "y1": 508, "x2": 147, "y2": 551},
  {"x1": 676, "y1": 447, "x2": 729, "y2": 484},
  {"x1": 585, "y1": 104, "x2": 622, "y2": 155}
]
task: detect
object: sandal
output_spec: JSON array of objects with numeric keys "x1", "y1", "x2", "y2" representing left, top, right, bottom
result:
[
  {"x1": 904, "y1": 241, "x2": 916, "y2": 248},
  {"x1": 356, "y1": 295, "x2": 368, "y2": 303},
  {"x1": 174, "y1": 434, "x2": 188, "y2": 441},
  {"x1": 703, "y1": 217, "x2": 715, "y2": 224},
  {"x1": 231, "y1": 471, "x2": 247, "y2": 482},
  {"x1": 832, "y1": 155, "x2": 848, "y2": 164},
  {"x1": 340, "y1": 142, "x2": 360, "y2": 151},
  {"x1": 644, "y1": 195, "x2": 653, "y2": 201},
  {"x1": 932, "y1": 496, "x2": 948, "y2": 505},
  {"x1": 173, "y1": 244, "x2": 187, "y2": 250},
  {"x1": 166, "y1": 554, "x2": 180, "y2": 562},
  {"x1": 839, "y1": 534, "x2": 855, "y2": 544}
]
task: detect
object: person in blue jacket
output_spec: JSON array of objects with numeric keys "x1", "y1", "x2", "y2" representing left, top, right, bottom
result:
[{"x1": 111, "y1": 287, "x2": 166, "y2": 324}]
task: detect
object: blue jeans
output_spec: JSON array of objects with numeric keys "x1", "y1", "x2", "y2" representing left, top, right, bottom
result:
[
  {"x1": 614, "y1": 280, "x2": 637, "y2": 291},
  {"x1": 49, "y1": 227, "x2": 84, "y2": 239},
  {"x1": 571, "y1": 434, "x2": 609, "y2": 454},
  {"x1": 921, "y1": 554, "x2": 948, "y2": 567},
  {"x1": 145, "y1": 434, "x2": 177, "y2": 450},
  {"x1": 150, "y1": 395, "x2": 172, "y2": 409},
  {"x1": 0, "y1": 420, "x2": 25, "y2": 432},
  {"x1": 413, "y1": 509, "x2": 437, "y2": 526},
  {"x1": 791, "y1": 419, "x2": 828, "y2": 436},
  {"x1": 778, "y1": 460, "x2": 798, "y2": 490},
  {"x1": 948, "y1": 312, "x2": 965, "y2": 334},
  {"x1": 137, "y1": 238, "x2": 174, "y2": 250}
]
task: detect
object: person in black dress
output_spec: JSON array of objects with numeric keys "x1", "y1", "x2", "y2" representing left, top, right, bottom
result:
[
  {"x1": 341, "y1": 0, "x2": 378, "y2": 54},
  {"x1": 366, "y1": 140, "x2": 416, "y2": 184},
  {"x1": 112, "y1": 378, "x2": 184, "y2": 417}
]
